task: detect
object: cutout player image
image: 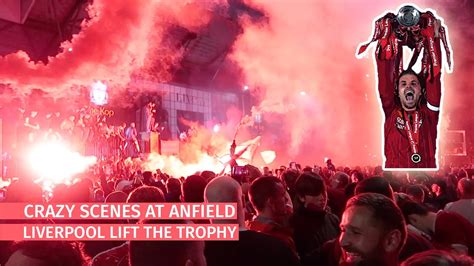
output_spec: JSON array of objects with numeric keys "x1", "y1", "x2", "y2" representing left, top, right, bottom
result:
[{"x1": 357, "y1": 4, "x2": 453, "y2": 169}]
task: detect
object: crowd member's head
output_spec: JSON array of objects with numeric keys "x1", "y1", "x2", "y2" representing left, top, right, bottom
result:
[
  {"x1": 274, "y1": 168, "x2": 282, "y2": 178},
  {"x1": 386, "y1": 175, "x2": 402, "y2": 193},
  {"x1": 406, "y1": 185, "x2": 425, "y2": 203},
  {"x1": 397, "y1": 199, "x2": 431, "y2": 235},
  {"x1": 351, "y1": 171, "x2": 364, "y2": 184},
  {"x1": 431, "y1": 179, "x2": 447, "y2": 197},
  {"x1": 330, "y1": 171, "x2": 350, "y2": 190},
  {"x1": 457, "y1": 178, "x2": 474, "y2": 199},
  {"x1": 344, "y1": 182, "x2": 357, "y2": 199},
  {"x1": 126, "y1": 185, "x2": 165, "y2": 224},
  {"x1": 205, "y1": 176, "x2": 244, "y2": 226},
  {"x1": 399, "y1": 197, "x2": 472, "y2": 256},
  {"x1": 5, "y1": 241, "x2": 89, "y2": 266},
  {"x1": 142, "y1": 171, "x2": 154, "y2": 186},
  {"x1": 263, "y1": 166, "x2": 271, "y2": 175},
  {"x1": 281, "y1": 170, "x2": 299, "y2": 196},
  {"x1": 249, "y1": 176, "x2": 290, "y2": 224},
  {"x1": 302, "y1": 166, "x2": 313, "y2": 173},
  {"x1": 294, "y1": 173, "x2": 327, "y2": 212},
  {"x1": 182, "y1": 175, "x2": 207, "y2": 202},
  {"x1": 200, "y1": 170, "x2": 216, "y2": 182},
  {"x1": 166, "y1": 178, "x2": 182, "y2": 202},
  {"x1": 355, "y1": 176, "x2": 394, "y2": 200},
  {"x1": 396, "y1": 69, "x2": 425, "y2": 111},
  {"x1": 393, "y1": 192, "x2": 437, "y2": 260},
  {"x1": 105, "y1": 191, "x2": 128, "y2": 203},
  {"x1": 339, "y1": 193, "x2": 407, "y2": 266},
  {"x1": 127, "y1": 186, "x2": 165, "y2": 203},
  {"x1": 401, "y1": 249, "x2": 474, "y2": 266},
  {"x1": 244, "y1": 164, "x2": 262, "y2": 183},
  {"x1": 343, "y1": 167, "x2": 351, "y2": 174}
]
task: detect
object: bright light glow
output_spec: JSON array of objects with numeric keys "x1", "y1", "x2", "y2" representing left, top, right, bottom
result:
[
  {"x1": 68, "y1": 48, "x2": 73, "y2": 52},
  {"x1": 260, "y1": 150, "x2": 276, "y2": 164},
  {"x1": 28, "y1": 141, "x2": 97, "y2": 184},
  {"x1": 90, "y1": 81, "x2": 108, "y2": 106},
  {"x1": 243, "y1": 85, "x2": 249, "y2": 91},
  {"x1": 145, "y1": 153, "x2": 225, "y2": 178},
  {"x1": 299, "y1": 91, "x2": 306, "y2": 96},
  {"x1": 0, "y1": 179, "x2": 10, "y2": 188},
  {"x1": 213, "y1": 124, "x2": 220, "y2": 133},
  {"x1": 42, "y1": 180, "x2": 54, "y2": 192},
  {"x1": 142, "y1": 133, "x2": 260, "y2": 177}
]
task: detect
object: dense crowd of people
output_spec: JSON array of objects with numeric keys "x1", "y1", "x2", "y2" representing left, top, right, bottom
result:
[{"x1": 0, "y1": 160, "x2": 474, "y2": 265}]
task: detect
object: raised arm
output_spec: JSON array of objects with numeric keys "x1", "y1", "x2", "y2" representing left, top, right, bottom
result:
[
  {"x1": 425, "y1": 38, "x2": 442, "y2": 112},
  {"x1": 376, "y1": 57, "x2": 397, "y2": 116}
]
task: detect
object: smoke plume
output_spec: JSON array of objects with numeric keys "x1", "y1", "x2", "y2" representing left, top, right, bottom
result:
[{"x1": 0, "y1": 0, "x2": 222, "y2": 99}]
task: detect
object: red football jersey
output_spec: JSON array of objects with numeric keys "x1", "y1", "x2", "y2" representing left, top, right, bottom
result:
[
  {"x1": 376, "y1": 55, "x2": 442, "y2": 169},
  {"x1": 384, "y1": 105, "x2": 438, "y2": 168}
]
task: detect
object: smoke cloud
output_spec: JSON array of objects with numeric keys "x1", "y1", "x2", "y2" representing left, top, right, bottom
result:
[{"x1": 0, "y1": 0, "x2": 222, "y2": 99}]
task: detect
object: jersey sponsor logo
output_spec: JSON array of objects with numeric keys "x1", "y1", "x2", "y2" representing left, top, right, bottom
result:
[{"x1": 396, "y1": 116, "x2": 422, "y2": 130}]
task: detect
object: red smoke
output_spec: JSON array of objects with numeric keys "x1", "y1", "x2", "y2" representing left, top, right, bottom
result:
[{"x1": 0, "y1": 0, "x2": 217, "y2": 98}]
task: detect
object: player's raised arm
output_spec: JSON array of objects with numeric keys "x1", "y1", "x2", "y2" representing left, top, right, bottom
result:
[
  {"x1": 376, "y1": 57, "x2": 397, "y2": 116},
  {"x1": 424, "y1": 24, "x2": 443, "y2": 112},
  {"x1": 357, "y1": 14, "x2": 398, "y2": 117}
]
